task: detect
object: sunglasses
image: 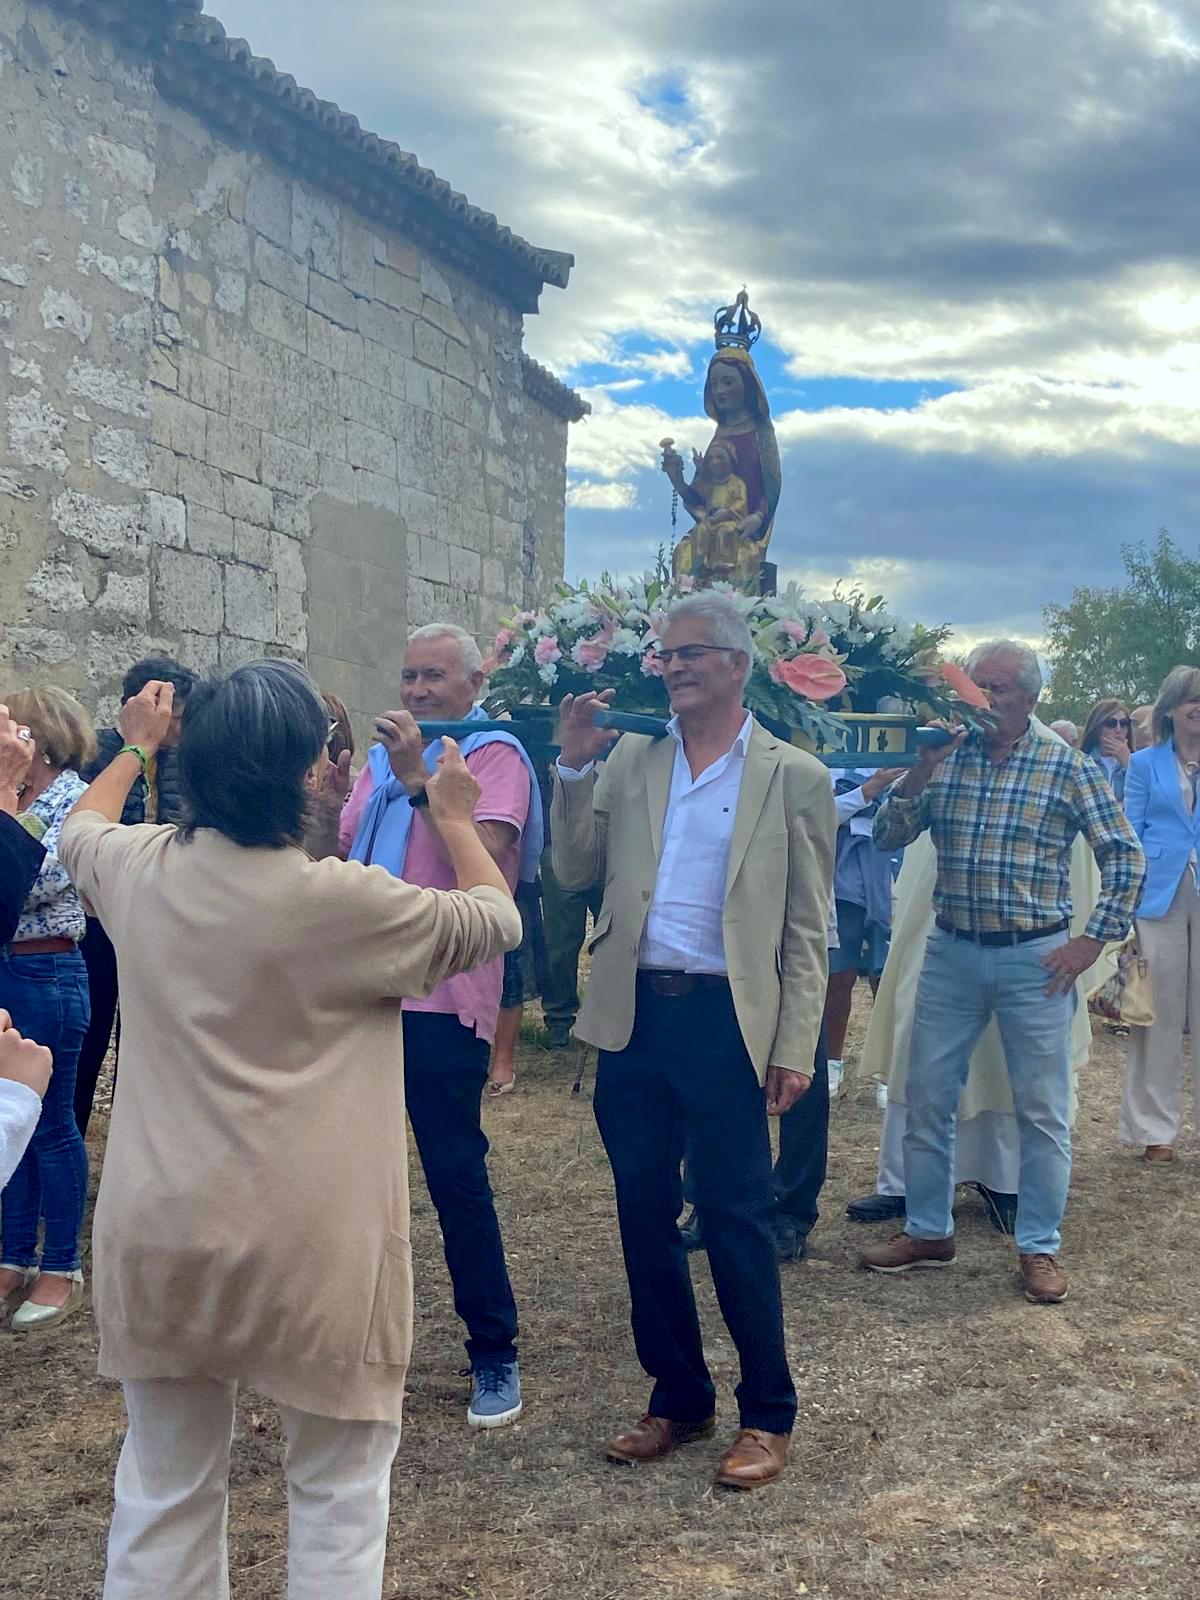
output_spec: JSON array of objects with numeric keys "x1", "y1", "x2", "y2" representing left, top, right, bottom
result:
[
  {"x1": 1102, "y1": 717, "x2": 1131, "y2": 730},
  {"x1": 654, "y1": 644, "x2": 733, "y2": 667}
]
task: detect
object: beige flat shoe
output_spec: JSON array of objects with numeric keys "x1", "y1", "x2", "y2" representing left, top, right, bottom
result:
[
  {"x1": 486, "y1": 1078, "x2": 515, "y2": 1098},
  {"x1": 0, "y1": 1263, "x2": 39, "y2": 1319},
  {"x1": 11, "y1": 1270, "x2": 83, "y2": 1332}
]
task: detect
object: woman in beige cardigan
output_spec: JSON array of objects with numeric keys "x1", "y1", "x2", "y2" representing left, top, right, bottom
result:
[{"x1": 58, "y1": 660, "x2": 521, "y2": 1600}]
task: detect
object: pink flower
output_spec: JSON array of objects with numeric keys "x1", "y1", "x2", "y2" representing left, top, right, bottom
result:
[
  {"x1": 513, "y1": 611, "x2": 536, "y2": 627},
  {"x1": 640, "y1": 649, "x2": 664, "y2": 677},
  {"x1": 770, "y1": 654, "x2": 847, "y2": 701},
  {"x1": 780, "y1": 619, "x2": 809, "y2": 643},
  {"x1": 534, "y1": 636, "x2": 561, "y2": 667},
  {"x1": 573, "y1": 638, "x2": 610, "y2": 671},
  {"x1": 676, "y1": 575, "x2": 695, "y2": 593},
  {"x1": 493, "y1": 627, "x2": 516, "y2": 657},
  {"x1": 808, "y1": 627, "x2": 830, "y2": 648}
]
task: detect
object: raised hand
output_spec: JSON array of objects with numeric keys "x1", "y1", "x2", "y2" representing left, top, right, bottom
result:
[
  {"x1": 373, "y1": 709, "x2": 427, "y2": 790},
  {"x1": 0, "y1": 704, "x2": 34, "y2": 810},
  {"x1": 119, "y1": 680, "x2": 175, "y2": 756},
  {"x1": 557, "y1": 690, "x2": 618, "y2": 772},
  {"x1": 916, "y1": 719, "x2": 968, "y2": 770},
  {"x1": 426, "y1": 738, "x2": 481, "y2": 829}
]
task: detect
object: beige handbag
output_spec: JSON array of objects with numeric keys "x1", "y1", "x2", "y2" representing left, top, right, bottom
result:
[{"x1": 1091, "y1": 934, "x2": 1155, "y2": 1028}]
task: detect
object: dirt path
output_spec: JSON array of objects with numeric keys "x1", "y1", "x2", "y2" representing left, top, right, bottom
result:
[{"x1": 2, "y1": 1008, "x2": 1196, "y2": 1599}]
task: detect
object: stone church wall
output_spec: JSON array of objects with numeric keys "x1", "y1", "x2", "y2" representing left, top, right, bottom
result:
[{"x1": 0, "y1": 0, "x2": 573, "y2": 736}]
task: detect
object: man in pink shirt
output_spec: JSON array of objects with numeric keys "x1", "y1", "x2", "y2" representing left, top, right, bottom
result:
[{"x1": 339, "y1": 624, "x2": 535, "y2": 1429}]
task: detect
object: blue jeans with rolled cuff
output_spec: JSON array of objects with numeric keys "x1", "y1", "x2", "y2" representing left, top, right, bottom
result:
[{"x1": 0, "y1": 949, "x2": 91, "y2": 1274}]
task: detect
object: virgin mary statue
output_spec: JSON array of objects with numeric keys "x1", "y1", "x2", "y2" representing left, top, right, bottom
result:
[{"x1": 661, "y1": 291, "x2": 782, "y2": 591}]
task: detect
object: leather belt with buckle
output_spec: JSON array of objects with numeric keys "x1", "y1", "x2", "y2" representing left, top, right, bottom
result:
[
  {"x1": 638, "y1": 969, "x2": 730, "y2": 998},
  {"x1": 935, "y1": 917, "x2": 1069, "y2": 948}
]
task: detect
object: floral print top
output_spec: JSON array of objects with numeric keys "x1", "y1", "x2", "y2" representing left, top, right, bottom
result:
[{"x1": 14, "y1": 769, "x2": 88, "y2": 945}]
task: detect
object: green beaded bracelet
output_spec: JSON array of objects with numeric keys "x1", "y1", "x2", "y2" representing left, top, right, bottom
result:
[{"x1": 118, "y1": 743, "x2": 150, "y2": 774}]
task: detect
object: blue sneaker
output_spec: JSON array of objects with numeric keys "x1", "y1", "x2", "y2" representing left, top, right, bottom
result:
[{"x1": 467, "y1": 1358, "x2": 522, "y2": 1429}]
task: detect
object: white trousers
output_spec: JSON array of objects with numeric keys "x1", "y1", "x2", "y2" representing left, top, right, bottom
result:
[
  {"x1": 1120, "y1": 875, "x2": 1200, "y2": 1148},
  {"x1": 104, "y1": 1378, "x2": 401, "y2": 1600}
]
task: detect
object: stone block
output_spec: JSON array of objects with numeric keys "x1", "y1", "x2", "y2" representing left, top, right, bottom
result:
[
  {"x1": 187, "y1": 503, "x2": 235, "y2": 558},
  {"x1": 151, "y1": 348, "x2": 178, "y2": 391},
  {"x1": 177, "y1": 458, "x2": 225, "y2": 511},
  {"x1": 482, "y1": 557, "x2": 506, "y2": 596},
  {"x1": 145, "y1": 490, "x2": 186, "y2": 548},
  {"x1": 374, "y1": 263, "x2": 424, "y2": 315},
  {"x1": 248, "y1": 283, "x2": 307, "y2": 354},
  {"x1": 310, "y1": 412, "x2": 345, "y2": 461},
  {"x1": 93, "y1": 425, "x2": 152, "y2": 489},
  {"x1": 9, "y1": 626, "x2": 74, "y2": 664},
  {"x1": 404, "y1": 362, "x2": 440, "y2": 412},
  {"x1": 283, "y1": 349, "x2": 338, "y2": 416},
  {"x1": 397, "y1": 408, "x2": 440, "y2": 496},
  {"x1": 174, "y1": 632, "x2": 221, "y2": 676},
  {"x1": 355, "y1": 468, "x2": 400, "y2": 515},
  {"x1": 361, "y1": 562, "x2": 408, "y2": 624},
  {"x1": 177, "y1": 351, "x2": 230, "y2": 415},
  {"x1": 293, "y1": 187, "x2": 341, "y2": 277},
  {"x1": 158, "y1": 258, "x2": 181, "y2": 311},
  {"x1": 261, "y1": 434, "x2": 318, "y2": 494},
  {"x1": 156, "y1": 548, "x2": 223, "y2": 635},
  {"x1": 308, "y1": 271, "x2": 358, "y2": 331},
  {"x1": 492, "y1": 517, "x2": 523, "y2": 560},
  {"x1": 40, "y1": 285, "x2": 92, "y2": 343},
  {"x1": 385, "y1": 238, "x2": 421, "y2": 277},
  {"x1": 413, "y1": 319, "x2": 447, "y2": 371},
  {"x1": 245, "y1": 168, "x2": 292, "y2": 250},
  {"x1": 87, "y1": 135, "x2": 155, "y2": 193},
  {"x1": 215, "y1": 271, "x2": 246, "y2": 316},
  {"x1": 420, "y1": 259, "x2": 453, "y2": 307},
  {"x1": 97, "y1": 572, "x2": 151, "y2": 617},
  {"x1": 276, "y1": 585, "x2": 307, "y2": 653},
  {"x1": 205, "y1": 311, "x2": 246, "y2": 372},
  {"x1": 317, "y1": 455, "x2": 358, "y2": 506},
  {"x1": 206, "y1": 415, "x2": 261, "y2": 482},
  {"x1": 219, "y1": 634, "x2": 266, "y2": 671},
  {"x1": 422, "y1": 297, "x2": 470, "y2": 345},
  {"x1": 184, "y1": 272, "x2": 213, "y2": 307},
  {"x1": 438, "y1": 501, "x2": 491, "y2": 555},
  {"x1": 346, "y1": 419, "x2": 395, "y2": 477},
  {"x1": 149, "y1": 445, "x2": 179, "y2": 494},
  {"x1": 26, "y1": 557, "x2": 87, "y2": 613},
  {"x1": 270, "y1": 530, "x2": 306, "y2": 592},
  {"x1": 409, "y1": 534, "x2": 450, "y2": 585},
  {"x1": 307, "y1": 653, "x2": 363, "y2": 710},
  {"x1": 254, "y1": 235, "x2": 307, "y2": 301},
  {"x1": 363, "y1": 338, "x2": 405, "y2": 398},
  {"x1": 444, "y1": 338, "x2": 476, "y2": 386},
  {"x1": 306, "y1": 598, "x2": 340, "y2": 658},
  {"x1": 399, "y1": 487, "x2": 436, "y2": 538},
  {"x1": 152, "y1": 390, "x2": 208, "y2": 459},
  {"x1": 271, "y1": 494, "x2": 312, "y2": 540},
  {"x1": 448, "y1": 543, "x2": 482, "y2": 590},
  {"x1": 439, "y1": 376, "x2": 471, "y2": 427},
  {"x1": 228, "y1": 370, "x2": 276, "y2": 430},
  {"x1": 336, "y1": 606, "x2": 386, "y2": 668},
  {"x1": 7, "y1": 391, "x2": 67, "y2": 473},
  {"x1": 209, "y1": 217, "x2": 251, "y2": 269},
  {"x1": 307, "y1": 312, "x2": 364, "y2": 378},
  {"x1": 224, "y1": 562, "x2": 278, "y2": 641},
  {"x1": 358, "y1": 299, "x2": 412, "y2": 357},
  {"x1": 340, "y1": 221, "x2": 375, "y2": 299},
  {"x1": 234, "y1": 519, "x2": 272, "y2": 568},
  {"x1": 67, "y1": 358, "x2": 150, "y2": 419},
  {"x1": 224, "y1": 476, "x2": 274, "y2": 527}
]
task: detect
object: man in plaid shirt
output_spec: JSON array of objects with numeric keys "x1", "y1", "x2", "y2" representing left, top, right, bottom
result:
[{"x1": 861, "y1": 640, "x2": 1144, "y2": 1304}]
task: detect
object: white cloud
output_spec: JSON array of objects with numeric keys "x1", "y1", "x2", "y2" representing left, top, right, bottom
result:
[{"x1": 565, "y1": 479, "x2": 638, "y2": 510}]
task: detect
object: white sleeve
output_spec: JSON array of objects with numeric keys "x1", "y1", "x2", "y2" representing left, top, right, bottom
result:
[
  {"x1": 0, "y1": 1079, "x2": 41, "y2": 1192},
  {"x1": 555, "y1": 758, "x2": 595, "y2": 782},
  {"x1": 833, "y1": 785, "x2": 868, "y2": 827}
]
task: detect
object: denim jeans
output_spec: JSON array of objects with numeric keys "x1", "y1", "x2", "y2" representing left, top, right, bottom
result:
[
  {"x1": 0, "y1": 949, "x2": 91, "y2": 1273},
  {"x1": 903, "y1": 927, "x2": 1073, "y2": 1256}
]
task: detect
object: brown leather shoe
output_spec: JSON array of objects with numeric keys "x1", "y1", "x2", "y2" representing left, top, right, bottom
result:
[
  {"x1": 861, "y1": 1231, "x2": 955, "y2": 1273},
  {"x1": 1144, "y1": 1144, "x2": 1176, "y2": 1164},
  {"x1": 714, "y1": 1428, "x2": 790, "y2": 1490},
  {"x1": 605, "y1": 1413, "x2": 715, "y2": 1465},
  {"x1": 1020, "y1": 1253, "x2": 1068, "y2": 1304}
]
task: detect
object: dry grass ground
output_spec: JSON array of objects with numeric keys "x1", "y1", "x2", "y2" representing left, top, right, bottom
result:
[{"x1": 2, "y1": 997, "x2": 1198, "y2": 1600}]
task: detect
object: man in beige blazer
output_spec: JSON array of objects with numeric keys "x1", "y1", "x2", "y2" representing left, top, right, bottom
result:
[{"x1": 553, "y1": 592, "x2": 835, "y2": 1490}]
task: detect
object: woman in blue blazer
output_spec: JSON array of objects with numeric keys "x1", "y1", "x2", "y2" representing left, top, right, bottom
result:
[{"x1": 1120, "y1": 666, "x2": 1200, "y2": 1161}]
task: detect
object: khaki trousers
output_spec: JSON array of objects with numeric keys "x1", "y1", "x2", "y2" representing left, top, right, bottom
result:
[
  {"x1": 103, "y1": 1377, "x2": 401, "y2": 1599},
  {"x1": 1120, "y1": 874, "x2": 1200, "y2": 1147}
]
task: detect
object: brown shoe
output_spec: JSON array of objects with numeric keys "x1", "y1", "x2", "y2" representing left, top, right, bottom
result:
[
  {"x1": 714, "y1": 1428, "x2": 790, "y2": 1490},
  {"x1": 605, "y1": 1413, "x2": 715, "y2": 1465},
  {"x1": 861, "y1": 1232, "x2": 955, "y2": 1274},
  {"x1": 1144, "y1": 1144, "x2": 1176, "y2": 1164},
  {"x1": 1020, "y1": 1253, "x2": 1068, "y2": 1304}
]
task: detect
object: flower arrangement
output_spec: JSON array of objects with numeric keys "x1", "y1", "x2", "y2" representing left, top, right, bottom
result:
[{"x1": 484, "y1": 564, "x2": 966, "y2": 746}]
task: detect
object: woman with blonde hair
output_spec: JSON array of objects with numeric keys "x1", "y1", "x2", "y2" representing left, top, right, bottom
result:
[
  {"x1": 0, "y1": 685, "x2": 95, "y2": 1331},
  {"x1": 1121, "y1": 665, "x2": 1200, "y2": 1160},
  {"x1": 1079, "y1": 697, "x2": 1134, "y2": 801}
]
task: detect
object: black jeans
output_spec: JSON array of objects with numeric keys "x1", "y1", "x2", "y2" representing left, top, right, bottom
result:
[
  {"x1": 403, "y1": 1011, "x2": 519, "y2": 1365},
  {"x1": 684, "y1": 1029, "x2": 830, "y2": 1234},
  {"x1": 76, "y1": 917, "x2": 120, "y2": 1138},
  {"x1": 594, "y1": 978, "x2": 797, "y2": 1435}
]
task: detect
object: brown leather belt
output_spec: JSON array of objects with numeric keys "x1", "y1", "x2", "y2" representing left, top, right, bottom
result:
[
  {"x1": 638, "y1": 969, "x2": 729, "y2": 998},
  {"x1": 7, "y1": 936, "x2": 76, "y2": 955}
]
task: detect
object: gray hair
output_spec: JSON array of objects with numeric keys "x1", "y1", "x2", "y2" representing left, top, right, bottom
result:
[
  {"x1": 665, "y1": 592, "x2": 754, "y2": 686},
  {"x1": 1152, "y1": 664, "x2": 1200, "y2": 744},
  {"x1": 1048, "y1": 718, "x2": 1078, "y2": 745},
  {"x1": 406, "y1": 623, "x2": 483, "y2": 676},
  {"x1": 965, "y1": 638, "x2": 1043, "y2": 698}
]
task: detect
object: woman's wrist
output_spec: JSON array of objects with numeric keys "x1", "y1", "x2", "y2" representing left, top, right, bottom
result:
[{"x1": 0, "y1": 785, "x2": 20, "y2": 815}]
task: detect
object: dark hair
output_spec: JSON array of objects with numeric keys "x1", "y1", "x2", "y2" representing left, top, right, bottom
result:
[
  {"x1": 178, "y1": 660, "x2": 327, "y2": 849},
  {"x1": 322, "y1": 690, "x2": 355, "y2": 764},
  {"x1": 1079, "y1": 697, "x2": 1133, "y2": 758},
  {"x1": 122, "y1": 654, "x2": 196, "y2": 705}
]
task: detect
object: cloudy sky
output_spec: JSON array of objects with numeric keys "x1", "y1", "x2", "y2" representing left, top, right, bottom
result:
[{"x1": 216, "y1": 0, "x2": 1199, "y2": 647}]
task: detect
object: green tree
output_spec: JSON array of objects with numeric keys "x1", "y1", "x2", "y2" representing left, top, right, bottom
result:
[{"x1": 1042, "y1": 531, "x2": 1200, "y2": 718}]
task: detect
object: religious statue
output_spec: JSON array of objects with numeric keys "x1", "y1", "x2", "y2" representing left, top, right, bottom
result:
[{"x1": 661, "y1": 290, "x2": 782, "y2": 592}]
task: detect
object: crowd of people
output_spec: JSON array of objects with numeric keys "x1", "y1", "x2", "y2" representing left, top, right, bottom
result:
[{"x1": 1, "y1": 594, "x2": 1198, "y2": 1596}]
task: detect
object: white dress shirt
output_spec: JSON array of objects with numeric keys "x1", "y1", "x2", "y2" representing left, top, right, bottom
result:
[{"x1": 558, "y1": 713, "x2": 752, "y2": 974}]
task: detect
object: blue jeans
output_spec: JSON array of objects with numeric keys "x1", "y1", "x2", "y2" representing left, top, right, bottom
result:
[
  {"x1": 0, "y1": 949, "x2": 91, "y2": 1273},
  {"x1": 903, "y1": 927, "x2": 1073, "y2": 1255}
]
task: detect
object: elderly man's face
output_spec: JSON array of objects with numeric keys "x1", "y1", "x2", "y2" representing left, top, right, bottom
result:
[
  {"x1": 658, "y1": 614, "x2": 747, "y2": 718},
  {"x1": 970, "y1": 653, "x2": 1037, "y2": 741},
  {"x1": 400, "y1": 636, "x2": 481, "y2": 721}
]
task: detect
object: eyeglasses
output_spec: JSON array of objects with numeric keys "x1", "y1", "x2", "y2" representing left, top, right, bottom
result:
[
  {"x1": 1102, "y1": 717, "x2": 1131, "y2": 730},
  {"x1": 654, "y1": 644, "x2": 733, "y2": 667}
]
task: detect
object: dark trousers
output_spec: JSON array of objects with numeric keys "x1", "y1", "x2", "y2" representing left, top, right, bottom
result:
[
  {"x1": 402, "y1": 1011, "x2": 519, "y2": 1365},
  {"x1": 539, "y1": 851, "x2": 602, "y2": 1028},
  {"x1": 684, "y1": 1029, "x2": 830, "y2": 1233},
  {"x1": 594, "y1": 978, "x2": 797, "y2": 1435},
  {"x1": 76, "y1": 917, "x2": 120, "y2": 1138}
]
